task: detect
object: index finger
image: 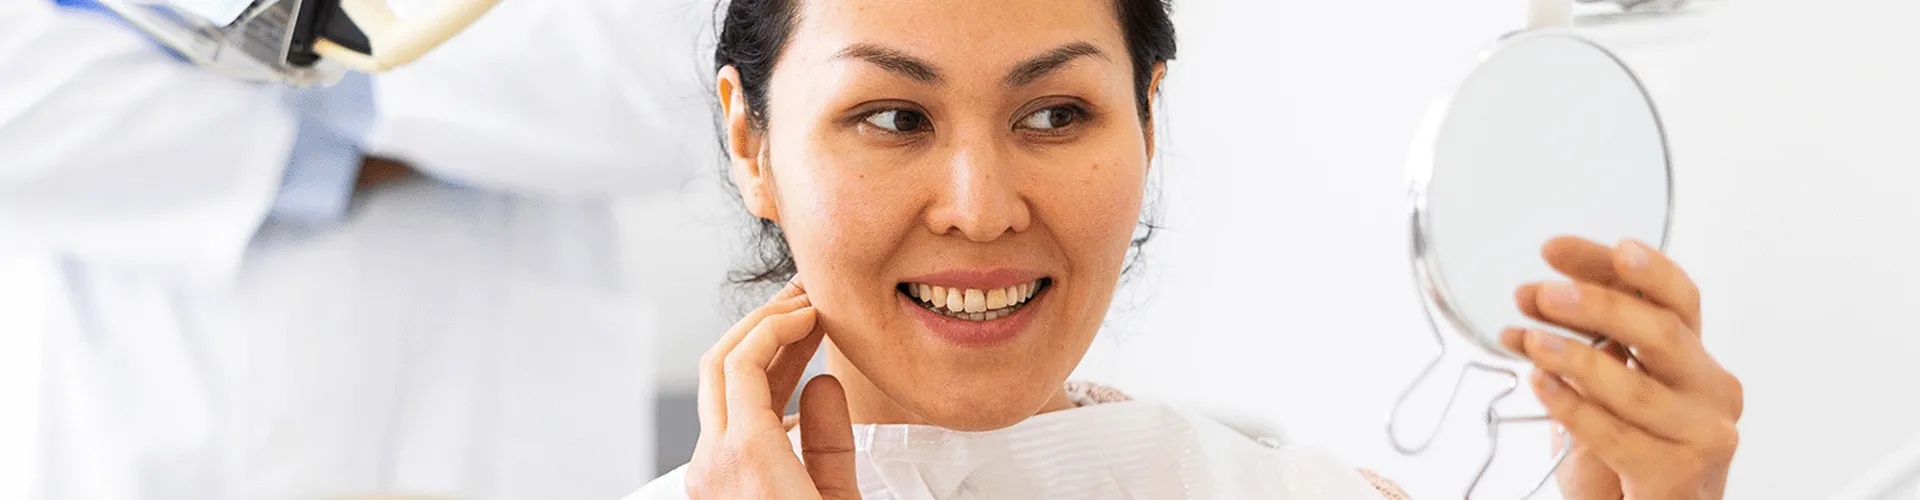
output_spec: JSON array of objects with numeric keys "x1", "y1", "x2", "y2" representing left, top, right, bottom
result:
[
  {"x1": 773, "y1": 277, "x2": 806, "y2": 302},
  {"x1": 723, "y1": 307, "x2": 819, "y2": 431},
  {"x1": 1540, "y1": 236, "x2": 1701, "y2": 332},
  {"x1": 698, "y1": 291, "x2": 810, "y2": 441},
  {"x1": 1608, "y1": 238, "x2": 1702, "y2": 332}
]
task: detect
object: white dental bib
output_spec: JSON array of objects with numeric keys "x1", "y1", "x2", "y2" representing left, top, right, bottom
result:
[{"x1": 628, "y1": 399, "x2": 1386, "y2": 500}]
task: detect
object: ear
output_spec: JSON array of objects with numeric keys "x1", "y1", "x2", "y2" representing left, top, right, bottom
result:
[
  {"x1": 1144, "y1": 62, "x2": 1167, "y2": 159},
  {"x1": 719, "y1": 65, "x2": 779, "y2": 223}
]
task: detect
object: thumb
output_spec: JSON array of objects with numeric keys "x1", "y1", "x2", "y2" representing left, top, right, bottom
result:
[{"x1": 800, "y1": 375, "x2": 859, "y2": 499}]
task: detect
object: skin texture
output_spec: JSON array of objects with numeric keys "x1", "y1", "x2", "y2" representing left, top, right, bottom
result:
[
  {"x1": 725, "y1": 0, "x2": 1155, "y2": 432},
  {"x1": 682, "y1": 1, "x2": 1743, "y2": 498},
  {"x1": 1503, "y1": 237, "x2": 1744, "y2": 499}
]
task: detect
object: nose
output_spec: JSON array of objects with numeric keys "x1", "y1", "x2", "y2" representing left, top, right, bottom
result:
[{"x1": 924, "y1": 139, "x2": 1031, "y2": 242}]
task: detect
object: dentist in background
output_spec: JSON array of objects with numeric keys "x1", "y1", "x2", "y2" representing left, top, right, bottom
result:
[{"x1": 0, "y1": 0, "x2": 716, "y2": 498}]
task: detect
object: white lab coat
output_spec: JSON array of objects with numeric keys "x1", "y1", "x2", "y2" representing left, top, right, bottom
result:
[{"x1": 0, "y1": 0, "x2": 715, "y2": 498}]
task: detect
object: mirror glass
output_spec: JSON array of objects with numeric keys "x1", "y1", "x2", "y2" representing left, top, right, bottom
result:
[{"x1": 1414, "y1": 32, "x2": 1671, "y2": 360}]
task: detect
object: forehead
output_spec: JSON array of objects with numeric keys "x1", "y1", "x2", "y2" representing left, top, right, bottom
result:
[{"x1": 785, "y1": 0, "x2": 1129, "y2": 73}]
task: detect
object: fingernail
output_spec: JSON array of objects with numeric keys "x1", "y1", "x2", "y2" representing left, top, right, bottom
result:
[
  {"x1": 1543, "y1": 282, "x2": 1581, "y2": 309},
  {"x1": 1530, "y1": 328, "x2": 1566, "y2": 353},
  {"x1": 1621, "y1": 239, "x2": 1650, "y2": 269},
  {"x1": 1540, "y1": 374, "x2": 1562, "y2": 394}
]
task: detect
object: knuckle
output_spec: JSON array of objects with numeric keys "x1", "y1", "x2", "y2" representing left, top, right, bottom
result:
[
  {"x1": 721, "y1": 352, "x2": 748, "y2": 377},
  {"x1": 1627, "y1": 374, "x2": 1660, "y2": 408},
  {"x1": 1652, "y1": 312, "x2": 1689, "y2": 352},
  {"x1": 1564, "y1": 344, "x2": 1597, "y2": 373},
  {"x1": 1711, "y1": 419, "x2": 1741, "y2": 454},
  {"x1": 1606, "y1": 415, "x2": 1636, "y2": 445},
  {"x1": 1556, "y1": 396, "x2": 1588, "y2": 424},
  {"x1": 747, "y1": 318, "x2": 779, "y2": 338}
]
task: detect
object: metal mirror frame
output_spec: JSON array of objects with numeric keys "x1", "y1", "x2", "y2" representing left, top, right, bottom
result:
[{"x1": 1389, "y1": 29, "x2": 1677, "y2": 499}]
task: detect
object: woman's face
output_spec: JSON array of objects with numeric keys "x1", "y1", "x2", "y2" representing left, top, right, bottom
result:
[{"x1": 727, "y1": 0, "x2": 1155, "y2": 430}]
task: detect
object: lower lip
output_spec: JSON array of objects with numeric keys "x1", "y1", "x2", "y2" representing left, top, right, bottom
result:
[{"x1": 899, "y1": 288, "x2": 1044, "y2": 347}]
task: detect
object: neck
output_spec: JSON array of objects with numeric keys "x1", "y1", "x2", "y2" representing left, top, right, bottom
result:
[{"x1": 822, "y1": 337, "x2": 1076, "y2": 426}]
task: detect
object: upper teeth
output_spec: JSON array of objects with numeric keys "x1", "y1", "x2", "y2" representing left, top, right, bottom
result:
[{"x1": 908, "y1": 280, "x2": 1042, "y2": 314}]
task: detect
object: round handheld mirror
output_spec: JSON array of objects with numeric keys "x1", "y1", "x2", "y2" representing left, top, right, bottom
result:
[
  {"x1": 1391, "y1": 29, "x2": 1673, "y2": 499},
  {"x1": 1411, "y1": 31, "x2": 1672, "y2": 360}
]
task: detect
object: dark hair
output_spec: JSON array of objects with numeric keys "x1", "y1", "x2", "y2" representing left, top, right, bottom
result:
[{"x1": 715, "y1": 0, "x2": 1177, "y2": 288}]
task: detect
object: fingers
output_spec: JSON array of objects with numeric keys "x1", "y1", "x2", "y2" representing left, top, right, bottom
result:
[
  {"x1": 698, "y1": 286, "x2": 809, "y2": 440},
  {"x1": 1503, "y1": 328, "x2": 1710, "y2": 443},
  {"x1": 1530, "y1": 371, "x2": 1674, "y2": 475},
  {"x1": 1608, "y1": 239, "x2": 1703, "y2": 332},
  {"x1": 772, "y1": 277, "x2": 807, "y2": 302},
  {"x1": 759, "y1": 279, "x2": 817, "y2": 413},
  {"x1": 1537, "y1": 237, "x2": 1701, "y2": 332},
  {"x1": 800, "y1": 375, "x2": 859, "y2": 500},
  {"x1": 766, "y1": 327, "x2": 827, "y2": 415},
  {"x1": 1541, "y1": 237, "x2": 1625, "y2": 288},
  {"x1": 724, "y1": 307, "x2": 820, "y2": 431},
  {"x1": 1515, "y1": 281, "x2": 1710, "y2": 386}
]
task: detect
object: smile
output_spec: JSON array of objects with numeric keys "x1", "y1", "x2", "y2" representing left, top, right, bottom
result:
[{"x1": 897, "y1": 278, "x2": 1051, "y2": 322}]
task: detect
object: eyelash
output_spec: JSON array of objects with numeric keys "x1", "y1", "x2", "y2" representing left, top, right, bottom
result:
[
  {"x1": 1016, "y1": 103, "x2": 1091, "y2": 136},
  {"x1": 852, "y1": 103, "x2": 1095, "y2": 139}
]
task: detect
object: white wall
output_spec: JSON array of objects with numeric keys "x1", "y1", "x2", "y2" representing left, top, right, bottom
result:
[{"x1": 1070, "y1": 0, "x2": 1920, "y2": 499}]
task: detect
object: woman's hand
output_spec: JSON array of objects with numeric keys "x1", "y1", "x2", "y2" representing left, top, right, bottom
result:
[
  {"x1": 685, "y1": 281, "x2": 861, "y2": 499},
  {"x1": 1501, "y1": 237, "x2": 1744, "y2": 500}
]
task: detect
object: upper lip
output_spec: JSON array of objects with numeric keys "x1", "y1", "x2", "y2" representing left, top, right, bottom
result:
[{"x1": 900, "y1": 268, "x2": 1048, "y2": 290}]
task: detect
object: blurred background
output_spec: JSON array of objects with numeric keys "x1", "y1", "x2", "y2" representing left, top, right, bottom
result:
[{"x1": 3, "y1": 0, "x2": 1918, "y2": 499}]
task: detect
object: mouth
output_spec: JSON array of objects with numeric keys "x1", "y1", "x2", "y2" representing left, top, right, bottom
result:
[{"x1": 896, "y1": 278, "x2": 1052, "y2": 322}]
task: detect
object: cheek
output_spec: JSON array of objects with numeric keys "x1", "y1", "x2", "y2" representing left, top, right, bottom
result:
[
  {"x1": 1040, "y1": 150, "x2": 1147, "y2": 271},
  {"x1": 768, "y1": 140, "x2": 921, "y2": 306}
]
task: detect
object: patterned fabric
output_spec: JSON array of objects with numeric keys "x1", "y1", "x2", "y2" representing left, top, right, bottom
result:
[
  {"x1": 783, "y1": 380, "x2": 1412, "y2": 499},
  {"x1": 1358, "y1": 468, "x2": 1412, "y2": 500},
  {"x1": 1064, "y1": 380, "x2": 1134, "y2": 406}
]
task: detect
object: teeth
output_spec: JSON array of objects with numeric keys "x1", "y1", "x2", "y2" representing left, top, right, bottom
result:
[
  {"x1": 963, "y1": 289, "x2": 986, "y2": 313},
  {"x1": 903, "y1": 279, "x2": 1046, "y2": 320}
]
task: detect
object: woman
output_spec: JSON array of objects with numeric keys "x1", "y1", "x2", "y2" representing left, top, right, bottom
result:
[{"x1": 633, "y1": 0, "x2": 1745, "y2": 498}]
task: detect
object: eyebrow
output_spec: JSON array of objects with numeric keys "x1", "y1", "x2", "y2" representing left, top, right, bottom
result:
[
  {"x1": 831, "y1": 41, "x2": 1112, "y2": 88},
  {"x1": 834, "y1": 44, "x2": 943, "y2": 84},
  {"x1": 1004, "y1": 42, "x2": 1109, "y2": 87}
]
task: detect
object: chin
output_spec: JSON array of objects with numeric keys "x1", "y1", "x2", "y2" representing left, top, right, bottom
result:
[{"x1": 896, "y1": 368, "x2": 1066, "y2": 431}]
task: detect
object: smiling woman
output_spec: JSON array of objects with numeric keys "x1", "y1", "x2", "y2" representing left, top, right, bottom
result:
[{"x1": 625, "y1": 0, "x2": 1401, "y2": 499}]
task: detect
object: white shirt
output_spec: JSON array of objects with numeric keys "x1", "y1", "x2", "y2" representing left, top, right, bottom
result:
[{"x1": 627, "y1": 399, "x2": 1387, "y2": 500}]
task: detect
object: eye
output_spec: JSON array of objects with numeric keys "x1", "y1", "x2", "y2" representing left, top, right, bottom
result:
[
  {"x1": 1018, "y1": 105, "x2": 1081, "y2": 131},
  {"x1": 863, "y1": 109, "x2": 931, "y2": 133}
]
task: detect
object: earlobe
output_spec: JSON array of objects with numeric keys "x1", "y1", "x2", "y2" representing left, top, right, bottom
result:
[{"x1": 718, "y1": 66, "x2": 779, "y2": 223}]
